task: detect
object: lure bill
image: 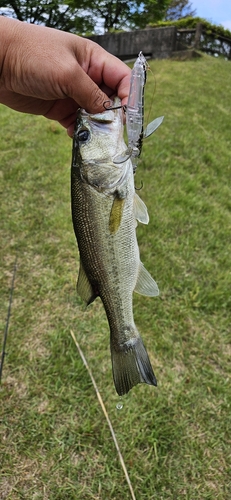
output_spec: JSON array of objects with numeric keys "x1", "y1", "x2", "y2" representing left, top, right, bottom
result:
[{"x1": 113, "y1": 52, "x2": 164, "y2": 170}]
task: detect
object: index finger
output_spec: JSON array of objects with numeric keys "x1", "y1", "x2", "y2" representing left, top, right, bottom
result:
[
  {"x1": 87, "y1": 45, "x2": 131, "y2": 107},
  {"x1": 103, "y1": 54, "x2": 131, "y2": 106}
]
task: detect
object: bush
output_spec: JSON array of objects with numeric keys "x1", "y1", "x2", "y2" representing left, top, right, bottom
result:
[{"x1": 148, "y1": 16, "x2": 231, "y2": 40}]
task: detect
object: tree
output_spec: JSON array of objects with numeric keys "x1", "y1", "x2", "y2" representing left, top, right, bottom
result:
[
  {"x1": 0, "y1": 0, "x2": 94, "y2": 33},
  {"x1": 0, "y1": 0, "x2": 172, "y2": 34},
  {"x1": 165, "y1": 0, "x2": 196, "y2": 21},
  {"x1": 68, "y1": 0, "x2": 171, "y2": 33}
]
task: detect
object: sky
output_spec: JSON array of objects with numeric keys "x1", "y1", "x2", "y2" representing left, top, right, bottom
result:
[{"x1": 191, "y1": 0, "x2": 231, "y2": 31}]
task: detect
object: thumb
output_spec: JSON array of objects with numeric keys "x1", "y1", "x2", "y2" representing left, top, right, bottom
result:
[{"x1": 68, "y1": 66, "x2": 108, "y2": 114}]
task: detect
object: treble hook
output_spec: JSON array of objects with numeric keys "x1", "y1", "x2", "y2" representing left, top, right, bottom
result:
[
  {"x1": 135, "y1": 180, "x2": 143, "y2": 191},
  {"x1": 103, "y1": 100, "x2": 127, "y2": 112}
]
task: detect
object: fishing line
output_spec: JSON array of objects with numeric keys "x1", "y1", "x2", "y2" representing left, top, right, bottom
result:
[
  {"x1": 70, "y1": 329, "x2": 137, "y2": 500},
  {"x1": 144, "y1": 65, "x2": 157, "y2": 133},
  {"x1": 0, "y1": 257, "x2": 18, "y2": 383}
]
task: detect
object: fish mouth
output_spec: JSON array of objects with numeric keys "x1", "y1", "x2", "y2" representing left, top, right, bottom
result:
[
  {"x1": 80, "y1": 97, "x2": 123, "y2": 124},
  {"x1": 89, "y1": 109, "x2": 115, "y2": 123},
  {"x1": 78, "y1": 98, "x2": 125, "y2": 155}
]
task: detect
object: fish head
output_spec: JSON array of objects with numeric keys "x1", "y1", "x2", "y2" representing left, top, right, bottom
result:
[
  {"x1": 72, "y1": 98, "x2": 126, "y2": 167},
  {"x1": 72, "y1": 98, "x2": 130, "y2": 190}
]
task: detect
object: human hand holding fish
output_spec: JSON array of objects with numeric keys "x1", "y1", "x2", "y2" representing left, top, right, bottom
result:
[{"x1": 0, "y1": 16, "x2": 131, "y2": 137}]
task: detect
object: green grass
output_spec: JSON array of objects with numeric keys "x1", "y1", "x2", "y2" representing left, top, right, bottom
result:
[{"x1": 1, "y1": 54, "x2": 231, "y2": 499}]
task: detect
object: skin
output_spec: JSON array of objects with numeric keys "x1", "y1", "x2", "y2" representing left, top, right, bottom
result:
[{"x1": 0, "y1": 17, "x2": 131, "y2": 137}]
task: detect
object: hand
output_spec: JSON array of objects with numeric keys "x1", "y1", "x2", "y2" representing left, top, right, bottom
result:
[{"x1": 0, "y1": 18, "x2": 131, "y2": 136}]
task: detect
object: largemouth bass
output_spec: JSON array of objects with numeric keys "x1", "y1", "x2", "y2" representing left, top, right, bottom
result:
[{"x1": 71, "y1": 98, "x2": 159, "y2": 396}]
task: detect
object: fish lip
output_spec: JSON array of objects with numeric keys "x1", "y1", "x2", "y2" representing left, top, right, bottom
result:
[
  {"x1": 80, "y1": 109, "x2": 115, "y2": 123},
  {"x1": 80, "y1": 97, "x2": 123, "y2": 124}
]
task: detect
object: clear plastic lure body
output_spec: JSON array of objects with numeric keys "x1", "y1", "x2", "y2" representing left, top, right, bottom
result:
[
  {"x1": 126, "y1": 51, "x2": 147, "y2": 161},
  {"x1": 113, "y1": 52, "x2": 164, "y2": 171}
]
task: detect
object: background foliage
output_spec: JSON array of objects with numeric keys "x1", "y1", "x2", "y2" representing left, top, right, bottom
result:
[
  {"x1": 150, "y1": 16, "x2": 231, "y2": 39},
  {"x1": 165, "y1": 0, "x2": 196, "y2": 21},
  {"x1": 0, "y1": 0, "x2": 94, "y2": 33},
  {"x1": 0, "y1": 0, "x2": 187, "y2": 33},
  {"x1": 68, "y1": 0, "x2": 170, "y2": 32}
]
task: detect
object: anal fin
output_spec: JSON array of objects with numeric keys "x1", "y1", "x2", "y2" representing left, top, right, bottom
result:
[{"x1": 134, "y1": 261, "x2": 159, "y2": 296}]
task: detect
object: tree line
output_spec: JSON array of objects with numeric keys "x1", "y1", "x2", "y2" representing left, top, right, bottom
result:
[{"x1": 0, "y1": 0, "x2": 196, "y2": 34}]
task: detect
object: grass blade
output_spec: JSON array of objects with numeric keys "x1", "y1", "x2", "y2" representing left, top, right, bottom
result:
[
  {"x1": 70, "y1": 329, "x2": 137, "y2": 500},
  {"x1": 0, "y1": 257, "x2": 17, "y2": 383}
]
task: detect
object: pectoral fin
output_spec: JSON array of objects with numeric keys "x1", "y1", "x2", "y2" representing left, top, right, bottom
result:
[
  {"x1": 134, "y1": 262, "x2": 159, "y2": 296},
  {"x1": 109, "y1": 196, "x2": 125, "y2": 234},
  {"x1": 133, "y1": 193, "x2": 149, "y2": 224},
  {"x1": 77, "y1": 260, "x2": 97, "y2": 305}
]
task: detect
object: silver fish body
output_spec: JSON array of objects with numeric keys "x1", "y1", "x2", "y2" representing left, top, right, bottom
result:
[{"x1": 71, "y1": 99, "x2": 159, "y2": 396}]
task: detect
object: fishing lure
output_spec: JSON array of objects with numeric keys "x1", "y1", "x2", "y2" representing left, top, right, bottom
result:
[{"x1": 113, "y1": 52, "x2": 164, "y2": 171}]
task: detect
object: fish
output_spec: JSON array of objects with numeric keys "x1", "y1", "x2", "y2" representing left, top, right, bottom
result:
[{"x1": 71, "y1": 98, "x2": 159, "y2": 396}]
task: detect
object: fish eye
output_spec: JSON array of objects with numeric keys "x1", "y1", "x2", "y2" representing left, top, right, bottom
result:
[{"x1": 78, "y1": 129, "x2": 90, "y2": 142}]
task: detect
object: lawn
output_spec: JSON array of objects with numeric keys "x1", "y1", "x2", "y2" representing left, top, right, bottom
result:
[{"x1": 0, "y1": 54, "x2": 231, "y2": 499}]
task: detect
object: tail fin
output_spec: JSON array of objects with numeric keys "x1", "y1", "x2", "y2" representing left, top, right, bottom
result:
[{"x1": 111, "y1": 332, "x2": 157, "y2": 396}]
